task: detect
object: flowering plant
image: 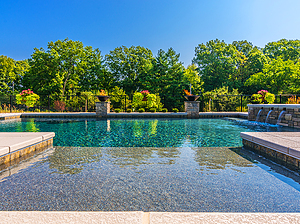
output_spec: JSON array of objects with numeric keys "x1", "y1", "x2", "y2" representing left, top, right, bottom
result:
[
  {"x1": 183, "y1": 89, "x2": 192, "y2": 96},
  {"x1": 141, "y1": 90, "x2": 149, "y2": 96},
  {"x1": 16, "y1": 89, "x2": 40, "y2": 108},
  {"x1": 252, "y1": 90, "x2": 275, "y2": 104}
]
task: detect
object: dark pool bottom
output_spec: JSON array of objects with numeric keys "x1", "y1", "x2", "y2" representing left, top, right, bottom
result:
[{"x1": 1, "y1": 146, "x2": 300, "y2": 212}]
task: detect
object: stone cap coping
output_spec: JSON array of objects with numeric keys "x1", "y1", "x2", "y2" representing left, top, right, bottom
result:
[
  {"x1": 240, "y1": 132, "x2": 300, "y2": 159},
  {"x1": 0, "y1": 132, "x2": 55, "y2": 155},
  {"x1": 247, "y1": 104, "x2": 300, "y2": 109},
  {"x1": 1, "y1": 211, "x2": 300, "y2": 224}
]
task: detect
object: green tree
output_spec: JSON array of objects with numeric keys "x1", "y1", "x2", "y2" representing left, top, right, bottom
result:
[
  {"x1": 105, "y1": 46, "x2": 154, "y2": 95},
  {"x1": 23, "y1": 38, "x2": 107, "y2": 98},
  {"x1": 245, "y1": 58, "x2": 300, "y2": 94},
  {"x1": 0, "y1": 55, "x2": 28, "y2": 95},
  {"x1": 183, "y1": 64, "x2": 203, "y2": 95},
  {"x1": 263, "y1": 39, "x2": 300, "y2": 61},
  {"x1": 193, "y1": 39, "x2": 238, "y2": 92},
  {"x1": 144, "y1": 48, "x2": 188, "y2": 110}
]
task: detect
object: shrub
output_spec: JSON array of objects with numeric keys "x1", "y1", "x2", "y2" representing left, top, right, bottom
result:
[
  {"x1": 149, "y1": 108, "x2": 156, "y2": 113},
  {"x1": 132, "y1": 91, "x2": 163, "y2": 111},
  {"x1": 172, "y1": 108, "x2": 179, "y2": 113},
  {"x1": 114, "y1": 108, "x2": 121, "y2": 113},
  {"x1": 54, "y1": 100, "x2": 66, "y2": 112},
  {"x1": 161, "y1": 108, "x2": 168, "y2": 113},
  {"x1": 16, "y1": 89, "x2": 40, "y2": 108},
  {"x1": 252, "y1": 90, "x2": 275, "y2": 104},
  {"x1": 138, "y1": 108, "x2": 145, "y2": 113},
  {"x1": 126, "y1": 108, "x2": 132, "y2": 113}
]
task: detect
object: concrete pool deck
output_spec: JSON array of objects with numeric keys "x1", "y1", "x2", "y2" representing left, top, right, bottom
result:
[
  {"x1": 1, "y1": 211, "x2": 300, "y2": 223},
  {"x1": 241, "y1": 132, "x2": 300, "y2": 171}
]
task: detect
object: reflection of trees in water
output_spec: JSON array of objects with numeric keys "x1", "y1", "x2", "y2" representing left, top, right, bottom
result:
[
  {"x1": 193, "y1": 147, "x2": 253, "y2": 171},
  {"x1": 43, "y1": 147, "x2": 103, "y2": 174},
  {"x1": 105, "y1": 147, "x2": 180, "y2": 167},
  {"x1": 42, "y1": 146, "x2": 181, "y2": 174}
]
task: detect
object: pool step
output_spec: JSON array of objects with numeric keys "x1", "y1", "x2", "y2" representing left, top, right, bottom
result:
[{"x1": 0, "y1": 132, "x2": 55, "y2": 166}]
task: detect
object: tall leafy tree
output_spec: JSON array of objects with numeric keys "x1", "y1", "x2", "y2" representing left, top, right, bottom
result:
[
  {"x1": 0, "y1": 55, "x2": 28, "y2": 95},
  {"x1": 183, "y1": 64, "x2": 203, "y2": 95},
  {"x1": 193, "y1": 39, "x2": 238, "y2": 92},
  {"x1": 23, "y1": 38, "x2": 107, "y2": 97},
  {"x1": 143, "y1": 48, "x2": 187, "y2": 109},
  {"x1": 105, "y1": 46, "x2": 153, "y2": 95},
  {"x1": 263, "y1": 39, "x2": 300, "y2": 62},
  {"x1": 245, "y1": 58, "x2": 300, "y2": 94}
]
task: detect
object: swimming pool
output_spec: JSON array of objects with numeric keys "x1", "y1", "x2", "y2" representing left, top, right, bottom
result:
[
  {"x1": 0, "y1": 118, "x2": 296, "y2": 147},
  {"x1": 0, "y1": 118, "x2": 300, "y2": 212}
]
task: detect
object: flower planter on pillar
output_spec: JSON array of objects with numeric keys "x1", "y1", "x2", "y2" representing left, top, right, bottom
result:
[
  {"x1": 185, "y1": 101, "x2": 200, "y2": 118},
  {"x1": 96, "y1": 101, "x2": 110, "y2": 117}
]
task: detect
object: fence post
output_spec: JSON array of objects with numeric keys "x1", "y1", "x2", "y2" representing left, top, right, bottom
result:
[
  {"x1": 48, "y1": 95, "x2": 50, "y2": 110},
  {"x1": 240, "y1": 95, "x2": 243, "y2": 112},
  {"x1": 125, "y1": 95, "x2": 126, "y2": 111},
  {"x1": 280, "y1": 94, "x2": 282, "y2": 104},
  {"x1": 10, "y1": 95, "x2": 12, "y2": 113}
]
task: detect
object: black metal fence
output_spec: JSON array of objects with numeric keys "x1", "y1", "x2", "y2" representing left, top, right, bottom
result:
[{"x1": 1, "y1": 94, "x2": 300, "y2": 113}]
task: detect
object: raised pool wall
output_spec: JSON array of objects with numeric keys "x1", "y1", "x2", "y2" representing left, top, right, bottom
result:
[{"x1": 248, "y1": 104, "x2": 300, "y2": 127}]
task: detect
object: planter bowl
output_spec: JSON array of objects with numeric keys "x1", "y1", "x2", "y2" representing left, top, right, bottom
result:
[
  {"x1": 185, "y1": 95, "x2": 200, "y2": 101},
  {"x1": 96, "y1": 96, "x2": 110, "y2": 102}
]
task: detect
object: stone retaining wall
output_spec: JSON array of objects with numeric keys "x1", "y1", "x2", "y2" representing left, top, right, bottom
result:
[{"x1": 248, "y1": 104, "x2": 300, "y2": 127}]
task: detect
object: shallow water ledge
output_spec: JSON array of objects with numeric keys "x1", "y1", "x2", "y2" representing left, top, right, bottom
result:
[{"x1": 0, "y1": 132, "x2": 55, "y2": 167}]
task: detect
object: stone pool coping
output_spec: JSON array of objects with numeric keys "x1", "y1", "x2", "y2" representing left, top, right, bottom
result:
[
  {"x1": 1, "y1": 211, "x2": 300, "y2": 224},
  {"x1": 241, "y1": 132, "x2": 300, "y2": 171},
  {"x1": 0, "y1": 132, "x2": 55, "y2": 166},
  {"x1": 0, "y1": 112, "x2": 248, "y2": 119}
]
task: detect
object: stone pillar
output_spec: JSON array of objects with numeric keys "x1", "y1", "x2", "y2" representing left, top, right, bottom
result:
[
  {"x1": 96, "y1": 102, "x2": 110, "y2": 116},
  {"x1": 185, "y1": 101, "x2": 200, "y2": 118}
]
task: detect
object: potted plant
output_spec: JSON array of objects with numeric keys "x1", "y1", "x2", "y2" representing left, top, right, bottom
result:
[
  {"x1": 183, "y1": 89, "x2": 199, "y2": 101},
  {"x1": 96, "y1": 89, "x2": 110, "y2": 102}
]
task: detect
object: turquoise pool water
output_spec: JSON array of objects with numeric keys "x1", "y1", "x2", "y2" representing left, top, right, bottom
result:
[
  {"x1": 0, "y1": 118, "x2": 296, "y2": 147},
  {"x1": 1, "y1": 118, "x2": 300, "y2": 212}
]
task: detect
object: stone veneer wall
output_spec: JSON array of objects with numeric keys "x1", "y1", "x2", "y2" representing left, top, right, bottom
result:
[
  {"x1": 96, "y1": 102, "x2": 110, "y2": 116},
  {"x1": 243, "y1": 139, "x2": 300, "y2": 171},
  {"x1": 184, "y1": 101, "x2": 200, "y2": 118},
  {"x1": 248, "y1": 104, "x2": 300, "y2": 128}
]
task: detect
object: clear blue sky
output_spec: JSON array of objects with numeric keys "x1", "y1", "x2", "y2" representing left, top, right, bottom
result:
[{"x1": 1, "y1": 0, "x2": 300, "y2": 67}]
